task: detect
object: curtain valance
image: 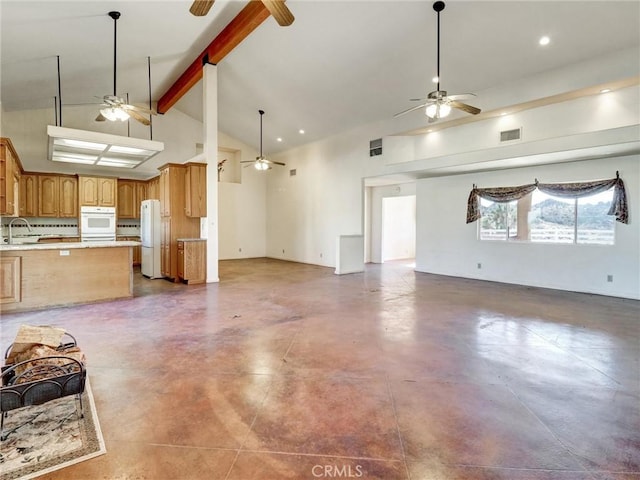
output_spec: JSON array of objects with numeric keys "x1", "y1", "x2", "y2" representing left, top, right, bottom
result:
[{"x1": 466, "y1": 174, "x2": 628, "y2": 224}]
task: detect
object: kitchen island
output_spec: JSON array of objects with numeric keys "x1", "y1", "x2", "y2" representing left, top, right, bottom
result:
[{"x1": 0, "y1": 240, "x2": 140, "y2": 313}]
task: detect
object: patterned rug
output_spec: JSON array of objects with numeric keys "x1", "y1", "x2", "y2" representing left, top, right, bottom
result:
[{"x1": 0, "y1": 379, "x2": 106, "y2": 480}]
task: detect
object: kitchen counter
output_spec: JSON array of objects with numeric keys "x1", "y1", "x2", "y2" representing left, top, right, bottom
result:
[
  {"x1": 1, "y1": 242, "x2": 137, "y2": 313},
  {"x1": 0, "y1": 240, "x2": 140, "y2": 252}
]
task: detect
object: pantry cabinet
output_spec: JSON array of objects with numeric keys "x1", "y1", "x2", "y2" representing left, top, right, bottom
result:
[
  {"x1": 157, "y1": 164, "x2": 201, "y2": 282},
  {"x1": 185, "y1": 162, "x2": 207, "y2": 217}
]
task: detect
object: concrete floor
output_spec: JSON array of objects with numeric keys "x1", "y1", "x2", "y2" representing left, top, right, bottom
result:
[{"x1": 1, "y1": 258, "x2": 639, "y2": 479}]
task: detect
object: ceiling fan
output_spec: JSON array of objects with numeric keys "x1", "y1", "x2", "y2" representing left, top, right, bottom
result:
[
  {"x1": 241, "y1": 110, "x2": 286, "y2": 170},
  {"x1": 189, "y1": 0, "x2": 294, "y2": 26},
  {"x1": 395, "y1": 1, "x2": 481, "y2": 122},
  {"x1": 95, "y1": 11, "x2": 156, "y2": 126}
]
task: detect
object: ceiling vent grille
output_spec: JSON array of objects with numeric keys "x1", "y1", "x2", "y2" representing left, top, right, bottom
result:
[
  {"x1": 369, "y1": 138, "x2": 382, "y2": 157},
  {"x1": 289, "y1": 169, "x2": 297, "y2": 177},
  {"x1": 500, "y1": 128, "x2": 522, "y2": 143}
]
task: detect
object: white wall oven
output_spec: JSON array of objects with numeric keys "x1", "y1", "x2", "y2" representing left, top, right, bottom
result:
[{"x1": 80, "y1": 206, "x2": 116, "y2": 241}]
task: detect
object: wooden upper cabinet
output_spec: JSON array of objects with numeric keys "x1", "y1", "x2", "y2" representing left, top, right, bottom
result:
[
  {"x1": 78, "y1": 176, "x2": 116, "y2": 207},
  {"x1": 147, "y1": 176, "x2": 159, "y2": 200},
  {"x1": 117, "y1": 180, "x2": 136, "y2": 219},
  {"x1": 118, "y1": 180, "x2": 148, "y2": 219},
  {"x1": 19, "y1": 174, "x2": 38, "y2": 217},
  {"x1": 38, "y1": 175, "x2": 59, "y2": 217},
  {"x1": 1, "y1": 138, "x2": 20, "y2": 216},
  {"x1": 185, "y1": 162, "x2": 207, "y2": 218},
  {"x1": 38, "y1": 175, "x2": 77, "y2": 217},
  {"x1": 59, "y1": 176, "x2": 78, "y2": 217}
]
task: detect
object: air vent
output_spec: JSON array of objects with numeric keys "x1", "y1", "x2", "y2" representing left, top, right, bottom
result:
[
  {"x1": 500, "y1": 128, "x2": 522, "y2": 142},
  {"x1": 369, "y1": 138, "x2": 382, "y2": 157},
  {"x1": 289, "y1": 169, "x2": 297, "y2": 177}
]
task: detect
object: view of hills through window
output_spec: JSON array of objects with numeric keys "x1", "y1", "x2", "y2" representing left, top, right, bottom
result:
[{"x1": 479, "y1": 188, "x2": 615, "y2": 245}]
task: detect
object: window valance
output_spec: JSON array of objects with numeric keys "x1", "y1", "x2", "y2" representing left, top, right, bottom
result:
[{"x1": 466, "y1": 173, "x2": 628, "y2": 224}]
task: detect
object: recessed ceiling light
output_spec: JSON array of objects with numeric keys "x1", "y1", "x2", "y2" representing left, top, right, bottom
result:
[
  {"x1": 600, "y1": 88, "x2": 611, "y2": 94},
  {"x1": 539, "y1": 36, "x2": 550, "y2": 46},
  {"x1": 277, "y1": 137, "x2": 283, "y2": 142},
  {"x1": 299, "y1": 129, "x2": 305, "y2": 134}
]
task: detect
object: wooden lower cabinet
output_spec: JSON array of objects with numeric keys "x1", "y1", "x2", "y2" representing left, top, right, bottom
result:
[
  {"x1": 0, "y1": 256, "x2": 21, "y2": 305},
  {"x1": 177, "y1": 239, "x2": 206, "y2": 284}
]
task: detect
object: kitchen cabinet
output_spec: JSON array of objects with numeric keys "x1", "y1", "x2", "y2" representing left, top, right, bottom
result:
[
  {"x1": 147, "y1": 176, "x2": 159, "y2": 200},
  {"x1": 157, "y1": 164, "x2": 200, "y2": 281},
  {"x1": 117, "y1": 180, "x2": 136, "y2": 218},
  {"x1": 0, "y1": 256, "x2": 21, "y2": 305},
  {"x1": 78, "y1": 176, "x2": 117, "y2": 207},
  {"x1": 59, "y1": 176, "x2": 78, "y2": 217},
  {"x1": 177, "y1": 239, "x2": 206, "y2": 284},
  {"x1": 0, "y1": 138, "x2": 22, "y2": 217},
  {"x1": 118, "y1": 180, "x2": 147, "y2": 219},
  {"x1": 19, "y1": 174, "x2": 38, "y2": 217},
  {"x1": 136, "y1": 181, "x2": 148, "y2": 206},
  {"x1": 185, "y1": 162, "x2": 207, "y2": 217},
  {"x1": 38, "y1": 174, "x2": 78, "y2": 218}
]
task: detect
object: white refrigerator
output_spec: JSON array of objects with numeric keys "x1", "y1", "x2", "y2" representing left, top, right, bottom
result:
[{"x1": 141, "y1": 199, "x2": 162, "y2": 278}]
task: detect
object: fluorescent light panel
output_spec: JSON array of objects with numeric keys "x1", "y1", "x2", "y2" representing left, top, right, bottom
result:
[{"x1": 48, "y1": 125, "x2": 164, "y2": 169}]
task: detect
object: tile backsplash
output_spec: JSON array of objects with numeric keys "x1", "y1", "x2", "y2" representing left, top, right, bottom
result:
[{"x1": 0, "y1": 217, "x2": 141, "y2": 238}]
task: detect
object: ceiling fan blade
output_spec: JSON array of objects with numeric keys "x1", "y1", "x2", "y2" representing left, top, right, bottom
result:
[
  {"x1": 393, "y1": 103, "x2": 427, "y2": 118},
  {"x1": 95, "y1": 113, "x2": 106, "y2": 122},
  {"x1": 447, "y1": 93, "x2": 476, "y2": 101},
  {"x1": 449, "y1": 100, "x2": 481, "y2": 115},
  {"x1": 127, "y1": 109, "x2": 151, "y2": 126},
  {"x1": 268, "y1": 160, "x2": 286, "y2": 166},
  {"x1": 240, "y1": 160, "x2": 256, "y2": 163},
  {"x1": 190, "y1": 0, "x2": 215, "y2": 16},
  {"x1": 123, "y1": 104, "x2": 156, "y2": 115},
  {"x1": 262, "y1": 0, "x2": 295, "y2": 26}
]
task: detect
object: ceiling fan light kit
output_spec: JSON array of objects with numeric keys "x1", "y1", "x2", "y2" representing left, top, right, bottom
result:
[
  {"x1": 395, "y1": 1, "x2": 481, "y2": 122},
  {"x1": 100, "y1": 106, "x2": 129, "y2": 122}
]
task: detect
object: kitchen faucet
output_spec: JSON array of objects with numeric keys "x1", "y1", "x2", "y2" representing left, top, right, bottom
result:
[{"x1": 8, "y1": 217, "x2": 33, "y2": 244}]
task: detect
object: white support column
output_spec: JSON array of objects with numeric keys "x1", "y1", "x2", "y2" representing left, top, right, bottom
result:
[{"x1": 203, "y1": 63, "x2": 219, "y2": 282}]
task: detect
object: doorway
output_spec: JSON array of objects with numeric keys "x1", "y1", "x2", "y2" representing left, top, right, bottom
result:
[{"x1": 382, "y1": 195, "x2": 416, "y2": 262}]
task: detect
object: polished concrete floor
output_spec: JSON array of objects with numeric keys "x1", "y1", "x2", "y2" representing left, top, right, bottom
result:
[{"x1": 1, "y1": 258, "x2": 639, "y2": 480}]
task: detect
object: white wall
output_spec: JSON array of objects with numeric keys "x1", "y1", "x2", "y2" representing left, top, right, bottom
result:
[
  {"x1": 415, "y1": 156, "x2": 640, "y2": 299},
  {"x1": 217, "y1": 131, "x2": 267, "y2": 259}
]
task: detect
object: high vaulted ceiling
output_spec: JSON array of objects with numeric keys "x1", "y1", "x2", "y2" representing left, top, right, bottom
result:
[{"x1": 2, "y1": 1, "x2": 639, "y2": 163}]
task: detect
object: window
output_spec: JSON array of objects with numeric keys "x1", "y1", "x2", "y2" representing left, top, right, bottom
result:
[
  {"x1": 479, "y1": 188, "x2": 615, "y2": 245},
  {"x1": 479, "y1": 198, "x2": 518, "y2": 240}
]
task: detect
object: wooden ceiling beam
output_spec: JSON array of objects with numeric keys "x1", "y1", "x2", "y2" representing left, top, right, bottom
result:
[{"x1": 157, "y1": 1, "x2": 270, "y2": 114}]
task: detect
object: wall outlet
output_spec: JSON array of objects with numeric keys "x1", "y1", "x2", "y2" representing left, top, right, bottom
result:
[
  {"x1": 238, "y1": 247, "x2": 242, "y2": 253},
  {"x1": 59, "y1": 250, "x2": 70, "y2": 256},
  {"x1": 320, "y1": 253, "x2": 323, "y2": 258},
  {"x1": 607, "y1": 274, "x2": 613, "y2": 283},
  {"x1": 282, "y1": 249, "x2": 285, "y2": 254},
  {"x1": 477, "y1": 263, "x2": 482, "y2": 269}
]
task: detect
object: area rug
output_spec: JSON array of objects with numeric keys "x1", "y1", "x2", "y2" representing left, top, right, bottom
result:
[{"x1": 0, "y1": 379, "x2": 106, "y2": 480}]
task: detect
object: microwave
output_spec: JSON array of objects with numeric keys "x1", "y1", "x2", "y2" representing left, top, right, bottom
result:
[{"x1": 80, "y1": 206, "x2": 116, "y2": 241}]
